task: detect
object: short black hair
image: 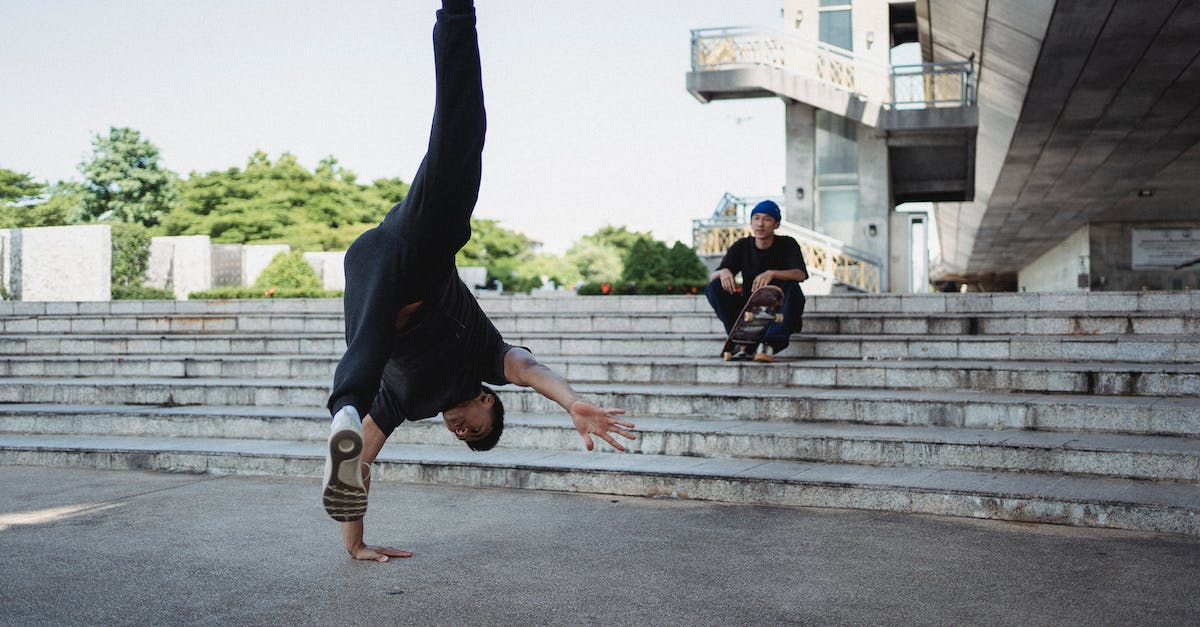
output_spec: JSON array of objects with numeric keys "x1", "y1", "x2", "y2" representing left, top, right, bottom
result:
[{"x1": 466, "y1": 385, "x2": 504, "y2": 451}]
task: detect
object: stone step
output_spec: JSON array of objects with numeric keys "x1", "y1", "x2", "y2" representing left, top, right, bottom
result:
[
  {"x1": 507, "y1": 333, "x2": 1200, "y2": 362},
  {"x1": 2, "y1": 405, "x2": 1196, "y2": 482},
  {"x1": 2, "y1": 354, "x2": 1197, "y2": 397},
  {"x1": 2, "y1": 378, "x2": 1196, "y2": 437},
  {"x1": 3, "y1": 309, "x2": 1198, "y2": 337},
  {"x1": 6, "y1": 331, "x2": 1197, "y2": 363},
  {"x1": 0, "y1": 333, "x2": 348, "y2": 357},
  {"x1": 2, "y1": 291, "x2": 1196, "y2": 316},
  {"x1": 1, "y1": 433, "x2": 1195, "y2": 535}
]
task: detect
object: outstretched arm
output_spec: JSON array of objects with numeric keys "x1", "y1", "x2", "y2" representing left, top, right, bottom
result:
[{"x1": 503, "y1": 348, "x2": 636, "y2": 451}]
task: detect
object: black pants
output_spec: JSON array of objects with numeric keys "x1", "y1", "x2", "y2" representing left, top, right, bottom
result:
[
  {"x1": 328, "y1": 2, "x2": 484, "y2": 418},
  {"x1": 705, "y1": 279, "x2": 806, "y2": 352}
]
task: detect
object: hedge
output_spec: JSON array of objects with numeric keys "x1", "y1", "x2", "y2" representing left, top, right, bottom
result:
[
  {"x1": 113, "y1": 285, "x2": 175, "y2": 300},
  {"x1": 577, "y1": 280, "x2": 707, "y2": 296},
  {"x1": 188, "y1": 287, "x2": 342, "y2": 299}
]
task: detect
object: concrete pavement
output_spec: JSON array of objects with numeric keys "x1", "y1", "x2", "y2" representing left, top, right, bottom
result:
[{"x1": 1, "y1": 466, "x2": 1197, "y2": 626}]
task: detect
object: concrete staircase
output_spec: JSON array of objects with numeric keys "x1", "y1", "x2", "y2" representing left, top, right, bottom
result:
[{"x1": 1, "y1": 292, "x2": 1197, "y2": 535}]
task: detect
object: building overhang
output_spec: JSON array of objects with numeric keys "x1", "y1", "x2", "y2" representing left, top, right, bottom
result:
[{"x1": 921, "y1": 0, "x2": 1200, "y2": 281}]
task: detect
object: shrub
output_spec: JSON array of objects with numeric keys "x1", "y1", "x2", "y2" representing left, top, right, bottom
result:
[
  {"x1": 110, "y1": 222, "x2": 153, "y2": 291},
  {"x1": 577, "y1": 280, "x2": 706, "y2": 296},
  {"x1": 189, "y1": 286, "x2": 342, "y2": 299},
  {"x1": 664, "y1": 241, "x2": 709, "y2": 282},
  {"x1": 254, "y1": 251, "x2": 323, "y2": 291},
  {"x1": 113, "y1": 285, "x2": 175, "y2": 300}
]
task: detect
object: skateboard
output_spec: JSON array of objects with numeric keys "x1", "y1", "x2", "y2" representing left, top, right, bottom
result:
[{"x1": 720, "y1": 285, "x2": 784, "y2": 361}]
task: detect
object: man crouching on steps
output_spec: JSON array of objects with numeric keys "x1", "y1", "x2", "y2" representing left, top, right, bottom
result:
[{"x1": 322, "y1": 0, "x2": 635, "y2": 562}]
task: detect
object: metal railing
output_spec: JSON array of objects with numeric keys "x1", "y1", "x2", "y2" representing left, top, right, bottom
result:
[
  {"x1": 690, "y1": 26, "x2": 975, "y2": 109},
  {"x1": 891, "y1": 57, "x2": 976, "y2": 108},
  {"x1": 692, "y1": 193, "x2": 883, "y2": 293}
]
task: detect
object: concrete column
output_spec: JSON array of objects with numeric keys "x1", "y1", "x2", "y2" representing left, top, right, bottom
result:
[
  {"x1": 889, "y1": 212, "x2": 910, "y2": 292},
  {"x1": 784, "y1": 101, "x2": 816, "y2": 229},
  {"x1": 858, "y1": 124, "x2": 891, "y2": 273}
]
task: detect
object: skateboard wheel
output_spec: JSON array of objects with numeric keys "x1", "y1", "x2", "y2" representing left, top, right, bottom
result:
[
  {"x1": 774, "y1": 314, "x2": 784, "y2": 323},
  {"x1": 723, "y1": 351, "x2": 733, "y2": 361},
  {"x1": 744, "y1": 311, "x2": 755, "y2": 323}
]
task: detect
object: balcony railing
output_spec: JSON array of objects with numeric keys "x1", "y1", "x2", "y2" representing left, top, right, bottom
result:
[
  {"x1": 692, "y1": 193, "x2": 883, "y2": 293},
  {"x1": 690, "y1": 26, "x2": 975, "y2": 109},
  {"x1": 891, "y1": 59, "x2": 976, "y2": 108}
]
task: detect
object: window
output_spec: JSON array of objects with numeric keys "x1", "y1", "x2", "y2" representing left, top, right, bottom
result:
[
  {"x1": 816, "y1": 110, "x2": 859, "y2": 243},
  {"x1": 819, "y1": 0, "x2": 853, "y2": 52}
]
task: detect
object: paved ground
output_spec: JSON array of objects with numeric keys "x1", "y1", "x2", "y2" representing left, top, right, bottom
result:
[{"x1": 1, "y1": 466, "x2": 1198, "y2": 626}]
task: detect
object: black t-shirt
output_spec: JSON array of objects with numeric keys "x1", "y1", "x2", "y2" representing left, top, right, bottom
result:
[
  {"x1": 369, "y1": 277, "x2": 515, "y2": 433},
  {"x1": 717, "y1": 235, "x2": 807, "y2": 284}
]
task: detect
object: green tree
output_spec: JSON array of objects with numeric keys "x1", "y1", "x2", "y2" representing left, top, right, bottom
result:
[
  {"x1": 1, "y1": 169, "x2": 51, "y2": 228},
  {"x1": 78, "y1": 127, "x2": 179, "y2": 226},
  {"x1": 664, "y1": 242, "x2": 708, "y2": 282},
  {"x1": 35, "y1": 182, "x2": 87, "y2": 225},
  {"x1": 163, "y1": 151, "x2": 398, "y2": 250},
  {"x1": 456, "y1": 218, "x2": 535, "y2": 268},
  {"x1": 565, "y1": 238, "x2": 623, "y2": 283},
  {"x1": 0, "y1": 168, "x2": 44, "y2": 205},
  {"x1": 564, "y1": 225, "x2": 654, "y2": 283},
  {"x1": 0, "y1": 170, "x2": 80, "y2": 229},
  {"x1": 519, "y1": 252, "x2": 582, "y2": 288},
  {"x1": 583, "y1": 225, "x2": 653, "y2": 259},
  {"x1": 620, "y1": 238, "x2": 671, "y2": 283},
  {"x1": 370, "y1": 177, "x2": 411, "y2": 206}
]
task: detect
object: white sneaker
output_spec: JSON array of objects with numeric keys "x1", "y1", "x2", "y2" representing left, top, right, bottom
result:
[
  {"x1": 753, "y1": 343, "x2": 775, "y2": 363},
  {"x1": 322, "y1": 406, "x2": 367, "y2": 522}
]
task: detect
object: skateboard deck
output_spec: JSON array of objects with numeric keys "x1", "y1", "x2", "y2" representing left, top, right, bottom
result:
[{"x1": 720, "y1": 285, "x2": 784, "y2": 361}]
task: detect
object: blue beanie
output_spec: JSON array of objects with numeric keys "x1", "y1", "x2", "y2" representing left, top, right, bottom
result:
[{"x1": 750, "y1": 200, "x2": 781, "y2": 222}]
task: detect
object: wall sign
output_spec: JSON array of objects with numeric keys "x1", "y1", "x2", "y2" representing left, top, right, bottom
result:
[{"x1": 1131, "y1": 228, "x2": 1200, "y2": 269}]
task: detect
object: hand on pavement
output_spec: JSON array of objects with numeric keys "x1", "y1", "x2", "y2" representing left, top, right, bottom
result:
[{"x1": 349, "y1": 543, "x2": 412, "y2": 562}]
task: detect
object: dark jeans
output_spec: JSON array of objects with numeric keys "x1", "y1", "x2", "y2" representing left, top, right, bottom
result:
[
  {"x1": 705, "y1": 279, "x2": 806, "y2": 352},
  {"x1": 328, "y1": 4, "x2": 483, "y2": 418}
]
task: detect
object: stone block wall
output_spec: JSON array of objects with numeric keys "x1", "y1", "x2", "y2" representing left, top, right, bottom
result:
[
  {"x1": 4, "y1": 225, "x2": 112, "y2": 301},
  {"x1": 147, "y1": 235, "x2": 213, "y2": 300},
  {"x1": 303, "y1": 252, "x2": 346, "y2": 291}
]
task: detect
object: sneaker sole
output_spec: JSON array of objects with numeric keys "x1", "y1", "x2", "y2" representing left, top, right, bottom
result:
[{"x1": 322, "y1": 428, "x2": 367, "y2": 522}]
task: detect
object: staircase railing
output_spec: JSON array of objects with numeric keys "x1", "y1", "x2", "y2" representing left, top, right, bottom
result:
[
  {"x1": 692, "y1": 193, "x2": 883, "y2": 293},
  {"x1": 690, "y1": 26, "x2": 975, "y2": 109}
]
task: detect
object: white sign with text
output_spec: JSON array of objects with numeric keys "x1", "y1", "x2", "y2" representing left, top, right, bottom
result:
[{"x1": 1131, "y1": 228, "x2": 1200, "y2": 269}]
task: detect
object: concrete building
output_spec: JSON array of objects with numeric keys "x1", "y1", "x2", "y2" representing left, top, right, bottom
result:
[{"x1": 689, "y1": 0, "x2": 1200, "y2": 293}]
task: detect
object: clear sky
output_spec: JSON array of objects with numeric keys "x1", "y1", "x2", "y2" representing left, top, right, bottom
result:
[{"x1": 1, "y1": 0, "x2": 787, "y2": 252}]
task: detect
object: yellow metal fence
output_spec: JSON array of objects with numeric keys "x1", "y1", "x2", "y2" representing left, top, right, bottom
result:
[{"x1": 694, "y1": 224, "x2": 881, "y2": 293}]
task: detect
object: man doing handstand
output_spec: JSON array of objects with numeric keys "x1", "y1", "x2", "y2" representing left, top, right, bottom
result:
[{"x1": 322, "y1": 0, "x2": 635, "y2": 562}]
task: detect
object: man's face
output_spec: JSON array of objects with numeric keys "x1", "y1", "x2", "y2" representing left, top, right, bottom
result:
[
  {"x1": 751, "y1": 212, "x2": 779, "y2": 238},
  {"x1": 442, "y1": 391, "x2": 494, "y2": 443}
]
